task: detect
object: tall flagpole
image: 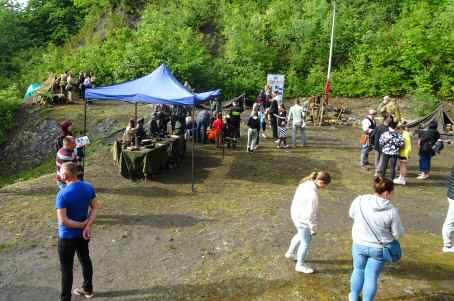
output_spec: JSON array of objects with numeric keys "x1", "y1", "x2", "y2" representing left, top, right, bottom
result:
[
  {"x1": 320, "y1": 1, "x2": 336, "y2": 126},
  {"x1": 325, "y1": 0, "x2": 336, "y2": 101}
]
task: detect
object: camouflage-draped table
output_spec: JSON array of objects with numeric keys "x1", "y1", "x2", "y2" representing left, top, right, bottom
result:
[{"x1": 112, "y1": 136, "x2": 185, "y2": 180}]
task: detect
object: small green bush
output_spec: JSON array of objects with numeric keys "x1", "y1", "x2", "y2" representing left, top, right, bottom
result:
[
  {"x1": 0, "y1": 86, "x2": 21, "y2": 144},
  {"x1": 411, "y1": 88, "x2": 440, "y2": 117}
]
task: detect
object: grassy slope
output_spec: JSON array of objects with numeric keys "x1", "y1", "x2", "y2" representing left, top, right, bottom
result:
[{"x1": 1, "y1": 102, "x2": 454, "y2": 300}]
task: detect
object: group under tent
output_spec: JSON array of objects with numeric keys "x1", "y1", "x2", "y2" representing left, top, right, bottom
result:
[{"x1": 84, "y1": 64, "x2": 221, "y2": 192}]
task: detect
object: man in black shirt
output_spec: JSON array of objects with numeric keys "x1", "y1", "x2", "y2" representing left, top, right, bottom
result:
[{"x1": 230, "y1": 100, "x2": 243, "y2": 141}]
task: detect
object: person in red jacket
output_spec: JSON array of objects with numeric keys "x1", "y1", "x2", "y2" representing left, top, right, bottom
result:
[{"x1": 212, "y1": 113, "x2": 224, "y2": 148}]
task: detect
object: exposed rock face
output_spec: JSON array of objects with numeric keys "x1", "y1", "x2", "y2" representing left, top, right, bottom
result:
[
  {"x1": 0, "y1": 109, "x2": 59, "y2": 175},
  {"x1": 0, "y1": 109, "x2": 121, "y2": 177}
]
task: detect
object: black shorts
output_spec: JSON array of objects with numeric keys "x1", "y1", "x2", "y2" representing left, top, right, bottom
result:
[{"x1": 398, "y1": 156, "x2": 408, "y2": 161}]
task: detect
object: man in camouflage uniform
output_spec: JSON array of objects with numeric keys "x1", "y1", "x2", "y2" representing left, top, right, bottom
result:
[
  {"x1": 60, "y1": 71, "x2": 68, "y2": 96},
  {"x1": 378, "y1": 96, "x2": 401, "y2": 123}
]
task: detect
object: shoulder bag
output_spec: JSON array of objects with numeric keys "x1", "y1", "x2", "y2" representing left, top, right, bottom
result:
[{"x1": 359, "y1": 199, "x2": 402, "y2": 263}]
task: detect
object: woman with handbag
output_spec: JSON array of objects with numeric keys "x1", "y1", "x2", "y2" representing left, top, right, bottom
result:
[{"x1": 348, "y1": 177, "x2": 405, "y2": 301}]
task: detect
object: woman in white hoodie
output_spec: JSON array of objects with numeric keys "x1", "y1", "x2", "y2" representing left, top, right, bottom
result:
[
  {"x1": 285, "y1": 171, "x2": 331, "y2": 273},
  {"x1": 349, "y1": 177, "x2": 405, "y2": 301}
]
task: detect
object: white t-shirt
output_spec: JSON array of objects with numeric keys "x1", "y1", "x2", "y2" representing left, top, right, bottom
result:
[{"x1": 288, "y1": 104, "x2": 305, "y2": 126}]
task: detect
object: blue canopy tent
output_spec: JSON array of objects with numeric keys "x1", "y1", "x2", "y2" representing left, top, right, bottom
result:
[
  {"x1": 84, "y1": 64, "x2": 221, "y2": 191},
  {"x1": 85, "y1": 64, "x2": 220, "y2": 105}
]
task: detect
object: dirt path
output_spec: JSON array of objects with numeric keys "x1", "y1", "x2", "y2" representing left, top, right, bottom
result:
[{"x1": 1, "y1": 126, "x2": 454, "y2": 300}]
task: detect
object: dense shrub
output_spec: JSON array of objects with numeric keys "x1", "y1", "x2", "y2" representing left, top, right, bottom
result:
[
  {"x1": 0, "y1": 86, "x2": 21, "y2": 144},
  {"x1": 1, "y1": 0, "x2": 454, "y2": 103}
]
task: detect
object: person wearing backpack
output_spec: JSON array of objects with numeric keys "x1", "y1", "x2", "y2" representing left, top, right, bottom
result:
[
  {"x1": 417, "y1": 120, "x2": 440, "y2": 180},
  {"x1": 372, "y1": 118, "x2": 391, "y2": 177},
  {"x1": 360, "y1": 109, "x2": 377, "y2": 169},
  {"x1": 348, "y1": 177, "x2": 405, "y2": 301},
  {"x1": 378, "y1": 120, "x2": 404, "y2": 180}
]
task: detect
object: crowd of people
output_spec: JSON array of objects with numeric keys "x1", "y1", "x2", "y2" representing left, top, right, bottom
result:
[
  {"x1": 182, "y1": 85, "x2": 309, "y2": 153},
  {"x1": 360, "y1": 96, "x2": 444, "y2": 183},
  {"x1": 50, "y1": 92, "x2": 454, "y2": 301},
  {"x1": 286, "y1": 167, "x2": 454, "y2": 301},
  {"x1": 48, "y1": 71, "x2": 95, "y2": 103}
]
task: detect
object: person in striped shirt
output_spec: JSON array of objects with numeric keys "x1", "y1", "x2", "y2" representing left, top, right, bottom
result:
[{"x1": 56, "y1": 136, "x2": 79, "y2": 190}]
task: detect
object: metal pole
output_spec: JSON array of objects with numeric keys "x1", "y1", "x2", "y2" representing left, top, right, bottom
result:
[
  {"x1": 327, "y1": 1, "x2": 336, "y2": 83},
  {"x1": 82, "y1": 93, "x2": 88, "y2": 179},
  {"x1": 134, "y1": 102, "x2": 138, "y2": 124},
  {"x1": 191, "y1": 108, "x2": 195, "y2": 193},
  {"x1": 321, "y1": 1, "x2": 336, "y2": 126}
]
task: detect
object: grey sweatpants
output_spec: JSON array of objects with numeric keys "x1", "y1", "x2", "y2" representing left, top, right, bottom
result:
[{"x1": 291, "y1": 124, "x2": 306, "y2": 146}]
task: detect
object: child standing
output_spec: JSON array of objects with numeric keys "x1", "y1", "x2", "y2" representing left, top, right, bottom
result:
[
  {"x1": 212, "y1": 113, "x2": 224, "y2": 148},
  {"x1": 259, "y1": 106, "x2": 267, "y2": 138},
  {"x1": 394, "y1": 122, "x2": 411, "y2": 185},
  {"x1": 275, "y1": 105, "x2": 288, "y2": 148},
  {"x1": 285, "y1": 171, "x2": 331, "y2": 273},
  {"x1": 246, "y1": 111, "x2": 260, "y2": 152}
]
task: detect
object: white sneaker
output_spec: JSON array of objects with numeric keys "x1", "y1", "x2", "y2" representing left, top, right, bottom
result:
[
  {"x1": 393, "y1": 177, "x2": 406, "y2": 185},
  {"x1": 443, "y1": 246, "x2": 454, "y2": 253},
  {"x1": 275, "y1": 139, "x2": 280, "y2": 143},
  {"x1": 285, "y1": 252, "x2": 297, "y2": 260},
  {"x1": 295, "y1": 264, "x2": 314, "y2": 274},
  {"x1": 261, "y1": 133, "x2": 266, "y2": 138},
  {"x1": 417, "y1": 174, "x2": 429, "y2": 180}
]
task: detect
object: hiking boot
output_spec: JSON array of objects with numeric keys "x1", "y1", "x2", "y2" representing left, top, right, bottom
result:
[
  {"x1": 73, "y1": 288, "x2": 94, "y2": 299},
  {"x1": 284, "y1": 251, "x2": 297, "y2": 261},
  {"x1": 443, "y1": 246, "x2": 454, "y2": 253},
  {"x1": 295, "y1": 264, "x2": 314, "y2": 274}
]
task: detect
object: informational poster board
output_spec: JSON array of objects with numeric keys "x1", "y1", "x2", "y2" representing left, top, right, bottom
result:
[
  {"x1": 267, "y1": 74, "x2": 285, "y2": 104},
  {"x1": 76, "y1": 136, "x2": 90, "y2": 148}
]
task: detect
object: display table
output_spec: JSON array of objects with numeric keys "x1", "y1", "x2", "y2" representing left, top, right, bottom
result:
[{"x1": 112, "y1": 136, "x2": 185, "y2": 180}]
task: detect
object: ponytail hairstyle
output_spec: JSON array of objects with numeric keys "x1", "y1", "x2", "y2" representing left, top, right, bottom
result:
[
  {"x1": 301, "y1": 171, "x2": 331, "y2": 185},
  {"x1": 373, "y1": 177, "x2": 394, "y2": 194}
]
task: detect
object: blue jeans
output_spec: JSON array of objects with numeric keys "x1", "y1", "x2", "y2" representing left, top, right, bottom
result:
[
  {"x1": 360, "y1": 144, "x2": 370, "y2": 167},
  {"x1": 419, "y1": 154, "x2": 432, "y2": 173},
  {"x1": 287, "y1": 226, "x2": 312, "y2": 267},
  {"x1": 291, "y1": 124, "x2": 306, "y2": 146},
  {"x1": 350, "y1": 244, "x2": 385, "y2": 301},
  {"x1": 196, "y1": 121, "x2": 208, "y2": 144}
]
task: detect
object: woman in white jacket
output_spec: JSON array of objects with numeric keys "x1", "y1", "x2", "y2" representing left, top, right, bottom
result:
[
  {"x1": 285, "y1": 171, "x2": 331, "y2": 273},
  {"x1": 349, "y1": 177, "x2": 405, "y2": 301}
]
